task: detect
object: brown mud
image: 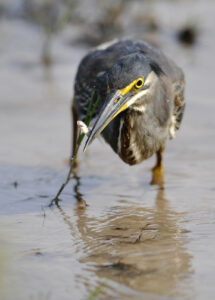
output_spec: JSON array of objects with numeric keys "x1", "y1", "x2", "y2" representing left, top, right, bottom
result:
[{"x1": 0, "y1": 0, "x2": 215, "y2": 299}]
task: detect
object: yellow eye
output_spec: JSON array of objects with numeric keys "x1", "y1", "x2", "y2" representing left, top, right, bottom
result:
[{"x1": 135, "y1": 77, "x2": 144, "y2": 89}]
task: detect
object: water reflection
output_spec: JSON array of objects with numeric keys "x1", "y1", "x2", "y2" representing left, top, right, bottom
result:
[{"x1": 56, "y1": 172, "x2": 193, "y2": 298}]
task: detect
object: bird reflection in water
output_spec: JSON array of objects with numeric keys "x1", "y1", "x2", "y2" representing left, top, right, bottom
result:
[{"x1": 55, "y1": 169, "x2": 193, "y2": 298}]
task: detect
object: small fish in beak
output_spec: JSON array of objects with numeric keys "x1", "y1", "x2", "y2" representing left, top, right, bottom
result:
[{"x1": 77, "y1": 120, "x2": 89, "y2": 135}]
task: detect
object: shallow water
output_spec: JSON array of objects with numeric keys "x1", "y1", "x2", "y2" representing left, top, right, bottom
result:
[{"x1": 1, "y1": 0, "x2": 215, "y2": 299}]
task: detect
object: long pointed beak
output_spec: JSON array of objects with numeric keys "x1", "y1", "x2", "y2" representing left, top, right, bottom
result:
[{"x1": 83, "y1": 90, "x2": 129, "y2": 151}]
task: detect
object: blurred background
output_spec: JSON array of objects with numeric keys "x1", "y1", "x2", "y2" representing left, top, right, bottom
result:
[{"x1": 0, "y1": 1, "x2": 215, "y2": 300}]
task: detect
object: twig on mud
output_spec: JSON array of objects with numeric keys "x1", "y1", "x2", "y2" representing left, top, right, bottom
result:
[{"x1": 49, "y1": 92, "x2": 99, "y2": 207}]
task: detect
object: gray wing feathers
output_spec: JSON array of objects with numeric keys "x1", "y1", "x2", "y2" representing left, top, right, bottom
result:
[{"x1": 169, "y1": 79, "x2": 185, "y2": 139}]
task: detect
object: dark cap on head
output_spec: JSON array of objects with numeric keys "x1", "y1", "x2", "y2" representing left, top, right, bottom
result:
[{"x1": 108, "y1": 52, "x2": 152, "y2": 90}]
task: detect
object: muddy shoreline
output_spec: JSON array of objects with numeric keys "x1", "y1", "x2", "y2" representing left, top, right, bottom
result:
[{"x1": 1, "y1": 0, "x2": 215, "y2": 299}]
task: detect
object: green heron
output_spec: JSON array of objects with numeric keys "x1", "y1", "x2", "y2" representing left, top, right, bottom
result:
[{"x1": 72, "y1": 39, "x2": 185, "y2": 170}]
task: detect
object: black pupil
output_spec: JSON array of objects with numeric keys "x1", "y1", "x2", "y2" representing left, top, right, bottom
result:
[{"x1": 136, "y1": 80, "x2": 142, "y2": 87}]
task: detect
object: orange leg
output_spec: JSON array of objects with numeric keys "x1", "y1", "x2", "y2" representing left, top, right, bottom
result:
[
  {"x1": 154, "y1": 148, "x2": 163, "y2": 170},
  {"x1": 151, "y1": 149, "x2": 164, "y2": 187}
]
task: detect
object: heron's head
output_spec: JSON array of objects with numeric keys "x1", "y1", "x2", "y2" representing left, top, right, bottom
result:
[{"x1": 84, "y1": 52, "x2": 164, "y2": 150}]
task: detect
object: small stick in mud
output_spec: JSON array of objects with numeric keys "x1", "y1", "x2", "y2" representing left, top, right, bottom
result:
[{"x1": 49, "y1": 92, "x2": 99, "y2": 207}]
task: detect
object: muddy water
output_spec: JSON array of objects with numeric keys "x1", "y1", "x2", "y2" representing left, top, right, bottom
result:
[{"x1": 1, "y1": 0, "x2": 215, "y2": 299}]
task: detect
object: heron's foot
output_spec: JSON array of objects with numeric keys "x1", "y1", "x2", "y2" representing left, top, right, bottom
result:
[{"x1": 150, "y1": 164, "x2": 164, "y2": 188}]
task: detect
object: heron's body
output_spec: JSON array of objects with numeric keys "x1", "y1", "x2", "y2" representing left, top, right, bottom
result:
[{"x1": 72, "y1": 40, "x2": 185, "y2": 167}]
